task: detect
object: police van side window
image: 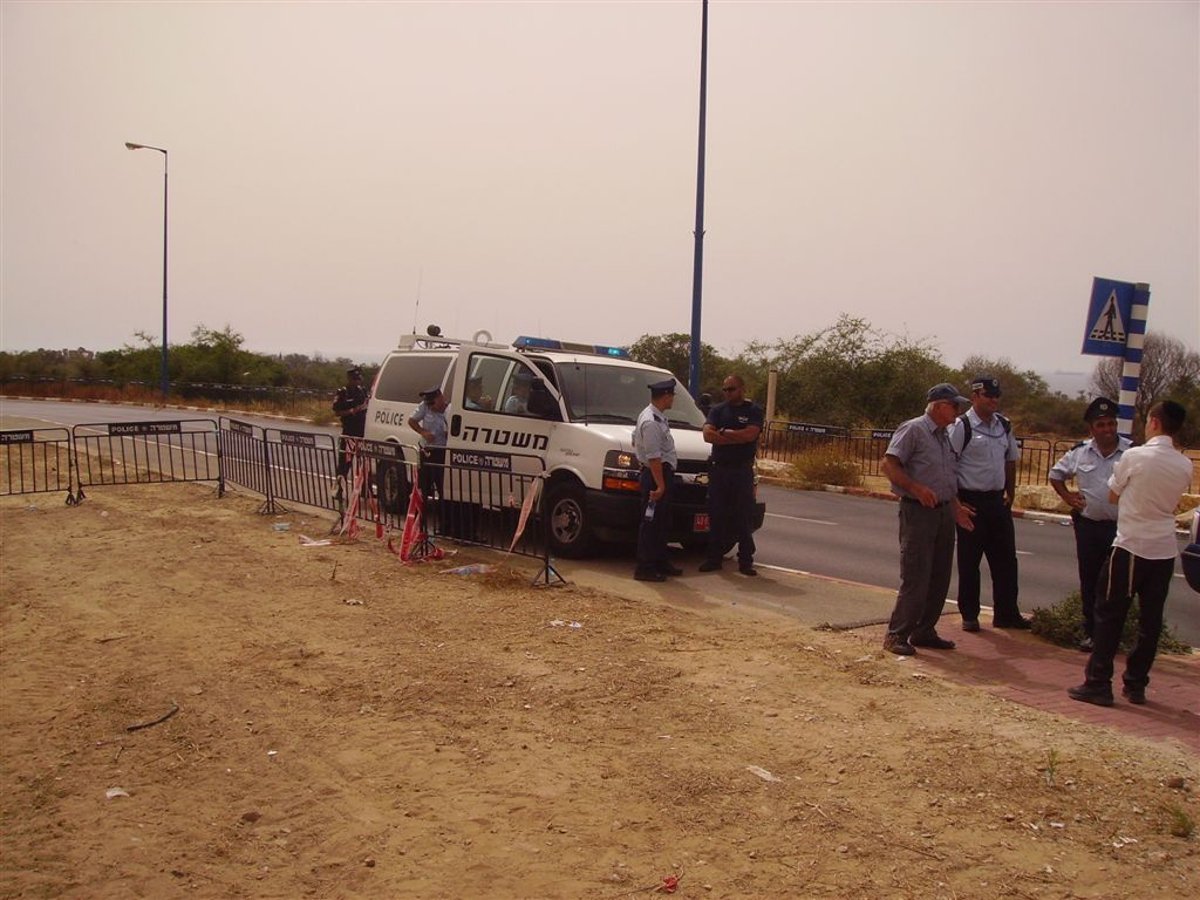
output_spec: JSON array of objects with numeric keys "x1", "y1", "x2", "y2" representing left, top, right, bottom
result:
[
  {"x1": 374, "y1": 355, "x2": 453, "y2": 403},
  {"x1": 466, "y1": 354, "x2": 511, "y2": 412}
]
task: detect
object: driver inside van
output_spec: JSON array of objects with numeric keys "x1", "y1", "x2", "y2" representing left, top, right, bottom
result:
[
  {"x1": 503, "y1": 371, "x2": 534, "y2": 414},
  {"x1": 464, "y1": 375, "x2": 492, "y2": 411}
]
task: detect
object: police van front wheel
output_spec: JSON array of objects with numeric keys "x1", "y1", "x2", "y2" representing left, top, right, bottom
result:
[
  {"x1": 376, "y1": 461, "x2": 410, "y2": 516},
  {"x1": 545, "y1": 482, "x2": 596, "y2": 558}
]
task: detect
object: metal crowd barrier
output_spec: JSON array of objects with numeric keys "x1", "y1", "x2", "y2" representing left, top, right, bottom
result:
[
  {"x1": 71, "y1": 420, "x2": 222, "y2": 495},
  {"x1": 212, "y1": 420, "x2": 561, "y2": 579},
  {"x1": 262, "y1": 427, "x2": 341, "y2": 514},
  {"x1": 338, "y1": 440, "x2": 560, "y2": 579},
  {"x1": 0, "y1": 427, "x2": 76, "y2": 503},
  {"x1": 218, "y1": 418, "x2": 272, "y2": 508}
]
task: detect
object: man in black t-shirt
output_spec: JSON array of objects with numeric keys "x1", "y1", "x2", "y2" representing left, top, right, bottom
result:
[{"x1": 699, "y1": 374, "x2": 764, "y2": 576}]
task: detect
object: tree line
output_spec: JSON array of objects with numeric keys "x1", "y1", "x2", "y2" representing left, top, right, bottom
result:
[
  {"x1": 628, "y1": 315, "x2": 1200, "y2": 446},
  {"x1": 2, "y1": 317, "x2": 1197, "y2": 444},
  {"x1": 0, "y1": 326, "x2": 373, "y2": 394}
]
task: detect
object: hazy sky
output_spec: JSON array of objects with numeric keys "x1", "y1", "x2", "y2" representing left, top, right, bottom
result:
[{"x1": 2, "y1": 1, "x2": 1197, "y2": 376}]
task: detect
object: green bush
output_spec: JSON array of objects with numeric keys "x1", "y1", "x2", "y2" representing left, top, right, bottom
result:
[
  {"x1": 786, "y1": 445, "x2": 863, "y2": 489},
  {"x1": 1031, "y1": 591, "x2": 1191, "y2": 654}
]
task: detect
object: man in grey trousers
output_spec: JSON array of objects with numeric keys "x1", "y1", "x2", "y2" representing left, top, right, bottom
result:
[{"x1": 881, "y1": 383, "x2": 977, "y2": 656}]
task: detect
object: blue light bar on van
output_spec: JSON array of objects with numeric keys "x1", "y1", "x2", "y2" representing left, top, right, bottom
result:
[{"x1": 513, "y1": 336, "x2": 629, "y2": 358}]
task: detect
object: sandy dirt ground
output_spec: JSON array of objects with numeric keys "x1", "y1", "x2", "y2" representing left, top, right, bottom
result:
[{"x1": 1, "y1": 481, "x2": 1198, "y2": 900}]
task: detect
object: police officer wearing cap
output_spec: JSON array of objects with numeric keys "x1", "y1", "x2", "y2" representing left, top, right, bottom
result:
[
  {"x1": 633, "y1": 378, "x2": 682, "y2": 582},
  {"x1": 408, "y1": 386, "x2": 449, "y2": 504},
  {"x1": 948, "y1": 375, "x2": 1029, "y2": 631},
  {"x1": 1049, "y1": 397, "x2": 1130, "y2": 651},
  {"x1": 332, "y1": 367, "x2": 369, "y2": 482},
  {"x1": 700, "y1": 374, "x2": 764, "y2": 576},
  {"x1": 881, "y1": 383, "x2": 976, "y2": 656}
]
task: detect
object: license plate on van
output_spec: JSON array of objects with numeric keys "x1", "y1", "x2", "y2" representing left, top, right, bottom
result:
[{"x1": 693, "y1": 513, "x2": 710, "y2": 533}]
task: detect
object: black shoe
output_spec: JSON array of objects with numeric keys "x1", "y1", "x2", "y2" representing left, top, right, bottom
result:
[
  {"x1": 633, "y1": 570, "x2": 666, "y2": 583},
  {"x1": 883, "y1": 635, "x2": 916, "y2": 656},
  {"x1": 1122, "y1": 685, "x2": 1147, "y2": 705},
  {"x1": 962, "y1": 619, "x2": 981, "y2": 633},
  {"x1": 1077, "y1": 636, "x2": 1095, "y2": 652},
  {"x1": 659, "y1": 564, "x2": 684, "y2": 577},
  {"x1": 995, "y1": 616, "x2": 1032, "y2": 630},
  {"x1": 698, "y1": 560, "x2": 722, "y2": 573},
  {"x1": 738, "y1": 564, "x2": 758, "y2": 577},
  {"x1": 1067, "y1": 684, "x2": 1114, "y2": 707},
  {"x1": 910, "y1": 633, "x2": 956, "y2": 650}
]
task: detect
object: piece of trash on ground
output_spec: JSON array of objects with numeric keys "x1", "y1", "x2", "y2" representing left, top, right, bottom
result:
[
  {"x1": 299, "y1": 535, "x2": 332, "y2": 547},
  {"x1": 549, "y1": 620, "x2": 583, "y2": 629},
  {"x1": 271, "y1": 522, "x2": 291, "y2": 532},
  {"x1": 440, "y1": 563, "x2": 495, "y2": 575},
  {"x1": 746, "y1": 765, "x2": 781, "y2": 782},
  {"x1": 105, "y1": 787, "x2": 130, "y2": 799},
  {"x1": 343, "y1": 598, "x2": 364, "y2": 606}
]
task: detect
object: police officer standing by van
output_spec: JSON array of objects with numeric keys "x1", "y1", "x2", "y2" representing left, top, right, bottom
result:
[
  {"x1": 332, "y1": 367, "x2": 369, "y2": 484},
  {"x1": 949, "y1": 375, "x2": 1030, "y2": 631},
  {"x1": 700, "y1": 374, "x2": 764, "y2": 576},
  {"x1": 633, "y1": 379, "x2": 682, "y2": 582},
  {"x1": 1049, "y1": 397, "x2": 1130, "y2": 651},
  {"x1": 408, "y1": 387, "x2": 449, "y2": 505}
]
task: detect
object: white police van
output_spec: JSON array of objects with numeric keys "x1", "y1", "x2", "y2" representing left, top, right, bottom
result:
[{"x1": 364, "y1": 328, "x2": 765, "y2": 557}]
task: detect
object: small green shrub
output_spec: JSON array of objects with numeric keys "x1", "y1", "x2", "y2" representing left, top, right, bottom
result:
[
  {"x1": 1164, "y1": 803, "x2": 1195, "y2": 839},
  {"x1": 786, "y1": 445, "x2": 863, "y2": 489},
  {"x1": 1031, "y1": 591, "x2": 1191, "y2": 654}
]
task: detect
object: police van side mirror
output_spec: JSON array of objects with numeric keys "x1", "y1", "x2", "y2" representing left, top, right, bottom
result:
[{"x1": 528, "y1": 381, "x2": 561, "y2": 421}]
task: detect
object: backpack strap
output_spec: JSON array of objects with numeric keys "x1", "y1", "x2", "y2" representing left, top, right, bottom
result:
[{"x1": 954, "y1": 413, "x2": 972, "y2": 454}]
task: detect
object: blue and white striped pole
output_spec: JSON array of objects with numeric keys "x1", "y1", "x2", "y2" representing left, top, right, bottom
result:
[{"x1": 1117, "y1": 283, "x2": 1151, "y2": 440}]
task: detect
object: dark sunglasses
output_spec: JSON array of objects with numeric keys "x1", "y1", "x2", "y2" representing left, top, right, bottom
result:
[{"x1": 721, "y1": 385, "x2": 738, "y2": 392}]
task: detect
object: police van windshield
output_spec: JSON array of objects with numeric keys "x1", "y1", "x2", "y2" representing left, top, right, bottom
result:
[{"x1": 554, "y1": 363, "x2": 706, "y2": 429}]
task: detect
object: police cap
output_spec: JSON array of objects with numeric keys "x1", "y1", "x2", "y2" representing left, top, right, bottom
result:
[
  {"x1": 1084, "y1": 396, "x2": 1118, "y2": 422},
  {"x1": 970, "y1": 375, "x2": 1001, "y2": 397},
  {"x1": 347, "y1": 366, "x2": 363, "y2": 379},
  {"x1": 648, "y1": 378, "x2": 676, "y2": 396},
  {"x1": 418, "y1": 386, "x2": 442, "y2": 399}
]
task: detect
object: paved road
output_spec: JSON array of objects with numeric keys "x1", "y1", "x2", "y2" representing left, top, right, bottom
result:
[
  {"x1": 756, "y1": 484, "x2": 1199, "y2": 645},
  {"x1": 4, "y1": 397, "x2": 1197, "y2": 644}
]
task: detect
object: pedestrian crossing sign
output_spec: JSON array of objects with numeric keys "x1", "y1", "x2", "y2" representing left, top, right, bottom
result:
[{"x1": 1081, "y1": 277, "x2": 1135, "y2": 357}]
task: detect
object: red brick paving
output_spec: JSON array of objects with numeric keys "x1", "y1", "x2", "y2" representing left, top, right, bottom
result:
[{"x1": 867, "y1": 618, "x2": 1200, "y2": 753}]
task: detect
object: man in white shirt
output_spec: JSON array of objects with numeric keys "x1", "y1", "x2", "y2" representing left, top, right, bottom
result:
[{"x1": 1068, "y1": 400, "x2": 1193, "y2": 707}]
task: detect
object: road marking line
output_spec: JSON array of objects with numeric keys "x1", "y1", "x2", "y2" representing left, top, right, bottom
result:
[
  {"x1": 1016, "y1": 550, "x2": 1033, "y2": 556},
  {"x1": 765, "y1": 513, "x2": 837, "y2": 526}
]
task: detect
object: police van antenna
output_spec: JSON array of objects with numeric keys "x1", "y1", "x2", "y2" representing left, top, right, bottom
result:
[{"x1": 411, "y1": 268, "x2": 424, "y2": 335}]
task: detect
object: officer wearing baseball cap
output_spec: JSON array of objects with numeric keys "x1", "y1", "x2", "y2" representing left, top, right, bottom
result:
[
  {"x1": 632, "y1": 378, "x2": 680, "y2": 581},
  {"x1": 879, "y1": 382, "x2": 975, "y2": 656},
  {"x1": 1049, "y1": 397, "x2": 1130, "y2": 650}
]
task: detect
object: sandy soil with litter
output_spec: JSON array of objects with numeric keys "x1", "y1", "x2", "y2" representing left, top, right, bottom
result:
[{"x1": 1, "y1": 481, "x2": 1197, "y2": 899}]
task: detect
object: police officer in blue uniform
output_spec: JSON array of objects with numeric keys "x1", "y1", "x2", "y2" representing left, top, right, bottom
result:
[
  {"x1": 948, "y1": 375, "x2": 1030, "y2": 630},
  {"x1": 633, "y1": 379, "x2": 681, "y2": 582},
  {"x1": 332, "y1": 366, "x2": 369, "y2": 482},
  {"x1": 700, "y1": 374, "x2": 764, "y2": 576},
  {"x1": 1049, "y1": 397, "x2": 1130, "y2": 651},
  {"x1": 408, "y1": 386, "x2": 449, "y2": 504}
]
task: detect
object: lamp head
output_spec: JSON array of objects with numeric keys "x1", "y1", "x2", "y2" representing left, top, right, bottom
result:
[{"x1": 125, "y1": 142, "x2": 142, "y2": 150}]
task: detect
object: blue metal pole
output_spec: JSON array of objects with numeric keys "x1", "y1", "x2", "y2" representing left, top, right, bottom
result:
[
  {"x1": 688, "y1": 0, "x2": 708, "y2": 397},
  {"x1": 1117, "y1": 282, "x2": 1150, "y2": 439}
]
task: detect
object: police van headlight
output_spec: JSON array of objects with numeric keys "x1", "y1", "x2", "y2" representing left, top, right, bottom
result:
[{"x1": 603, "y1": 450, "x2": 640, "y2": 493}]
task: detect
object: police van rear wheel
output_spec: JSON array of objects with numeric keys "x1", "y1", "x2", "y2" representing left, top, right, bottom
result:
[
  {"x1": 377, "y1": 461, "x2": 410, "y2": 515},
  {"x1": 545, "y1": 482, "x2": 595, "y2": 558}
]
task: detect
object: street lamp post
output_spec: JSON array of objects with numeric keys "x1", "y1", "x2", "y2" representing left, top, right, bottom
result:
[{"x1": 124, "y1": 141, "x2": 169, "y2": 401}]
